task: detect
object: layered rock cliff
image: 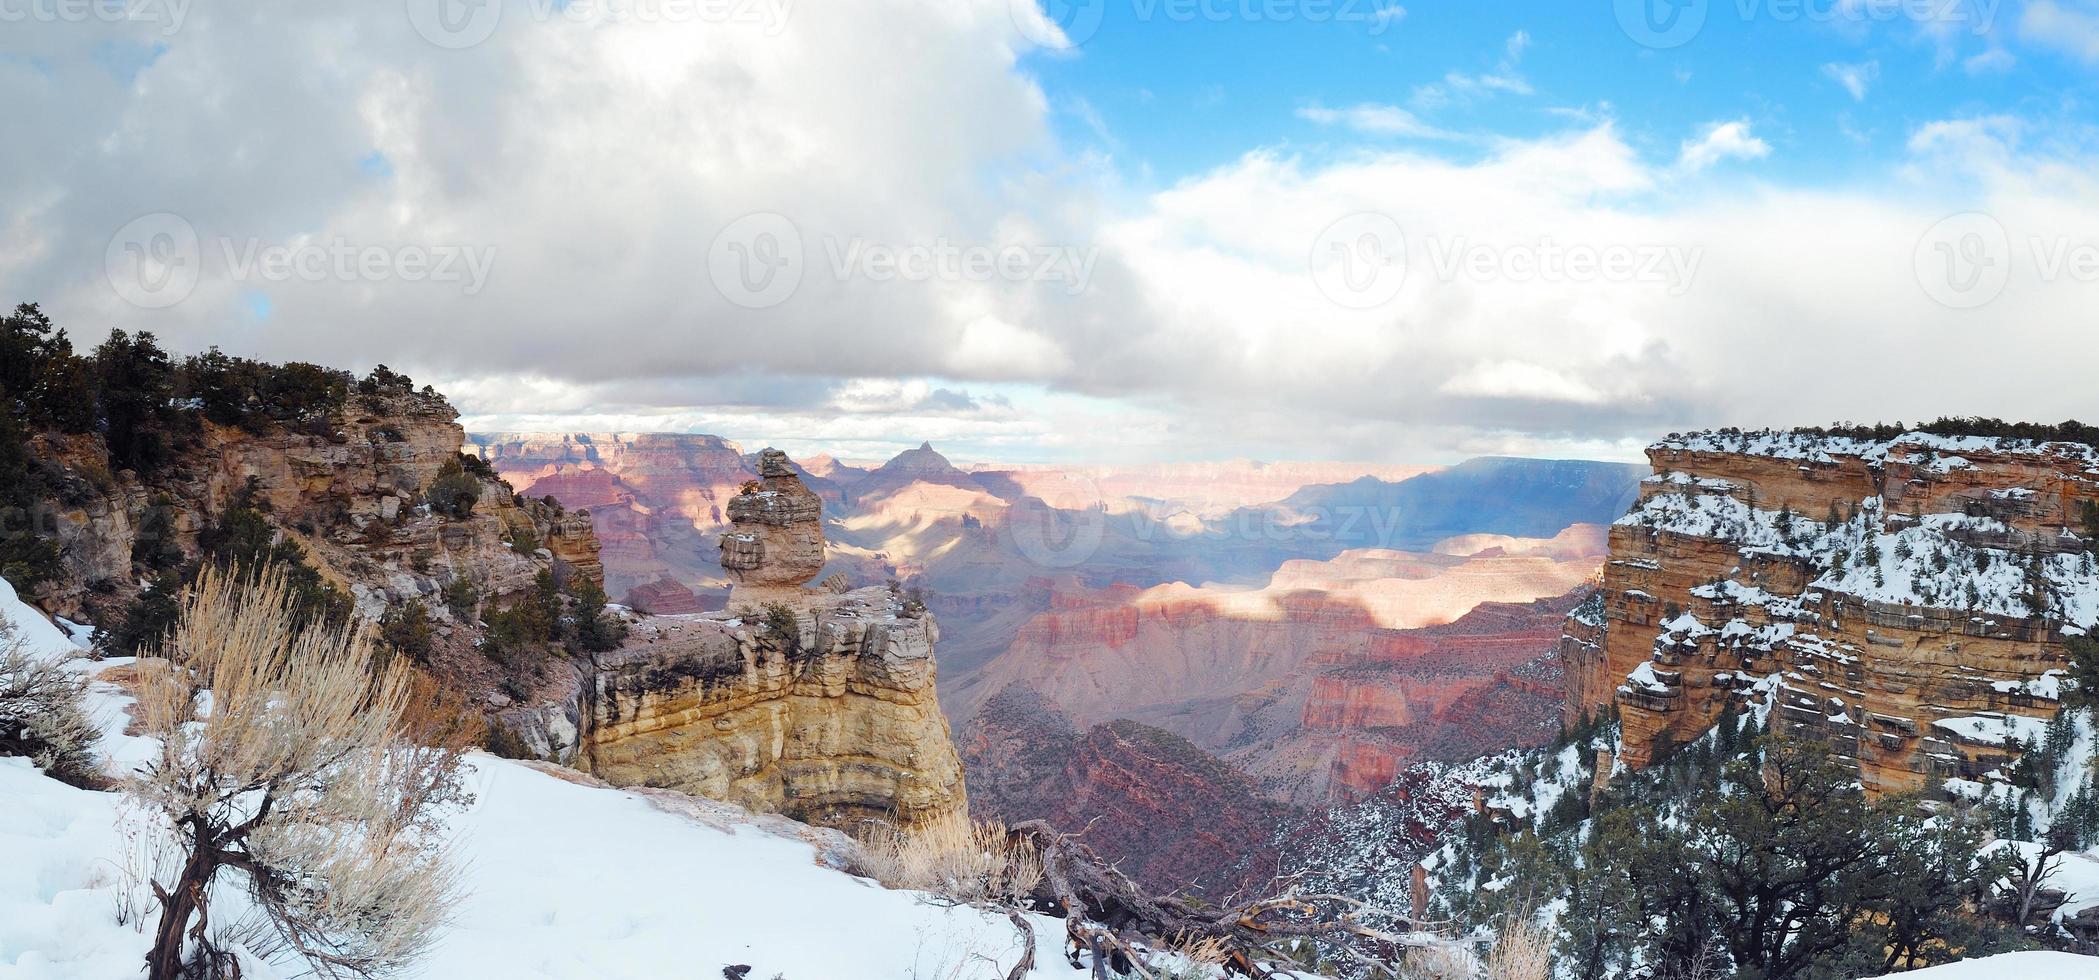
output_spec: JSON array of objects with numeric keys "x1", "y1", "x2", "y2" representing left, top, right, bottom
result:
[
  {"x1": 507, "y1": 452, "x2": 967, "y2": 832},
  {"x1": 1567, "y1": 428, "x2": 2099, "y2": 794},
  {"x1": 24, "y1": 386, "x2": 598, "y2": 625}
]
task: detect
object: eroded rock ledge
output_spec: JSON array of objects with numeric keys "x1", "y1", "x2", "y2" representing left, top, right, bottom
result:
[
  {"x1": 1566, "y1": 429, "x2": 2099, "y2": 795},
  {"x1": 504, "y1": 450, "x2": 967, "y2": 832}
]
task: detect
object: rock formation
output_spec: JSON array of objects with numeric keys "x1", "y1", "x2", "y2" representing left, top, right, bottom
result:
[
  {"x1": 566, "y1": 585, "x2": 966, "y2": 831},
  {"x1": 1566, "y1": 429, "x2": 2099, "y2": 795},
  {"x1": 503, "y1": 454, "x2": 968, "y2": 833},
  {"x1": 719, "y1": 448, "x2": 827, "y2": 609},
  {"x1": 625, "y1": 576, "x2": 704, "y2": 615},
  {"x1": 24, "y1": 388, "x2": 597, "y2": 625}
]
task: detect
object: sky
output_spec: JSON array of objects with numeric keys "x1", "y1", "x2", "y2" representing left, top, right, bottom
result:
[{"x1": 4, "y1": 0, "x2": 2099, "y2": 465}]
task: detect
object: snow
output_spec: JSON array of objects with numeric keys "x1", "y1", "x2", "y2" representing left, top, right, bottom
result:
[
  {"x1": 0, "y1": 751, "x2": 1081, "y2": 980},
  {"x1": 1931, "y1": 713, "x2": 2052, "y2": 747},
  {"x1": 1875, "y1": 950, "x2": 2097, "y2": 978},
  {"x1": 0, "y1": 576, "x2": 81, "y2": 659},
  {"x1": 1, "y1": 567, "x2": 1097, "y2": 980}
]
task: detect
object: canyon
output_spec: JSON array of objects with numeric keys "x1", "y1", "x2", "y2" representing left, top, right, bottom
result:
[
  {"x1": 1566, "y1": 428, "x2": 2099, "y2": 794},
  {"x1": 471, "y1": 430, "x2": 1646, "y2": 883}
]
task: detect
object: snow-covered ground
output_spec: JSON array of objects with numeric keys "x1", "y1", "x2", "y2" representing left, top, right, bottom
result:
[
  {"x1": 1879, "y1": 950, "x2": 2097, "y2": 977},
  {"x1": 1, "y1": 573, "x2": 1087, "y2": 980},
  {"x1": 1, "y1": 754, "x2": 1069, "y2": 979}
]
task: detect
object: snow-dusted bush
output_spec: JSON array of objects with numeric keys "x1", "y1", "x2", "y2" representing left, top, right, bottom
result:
[
  {"x1": 0, "y1": 616, "x2": 100, "y2": 787},
  {"x1": 129, "y1": 565, "x2": 466, "y2": 979},
  {"x1": 857, "y1": 814, "x2": 1042, "y2": 907}
]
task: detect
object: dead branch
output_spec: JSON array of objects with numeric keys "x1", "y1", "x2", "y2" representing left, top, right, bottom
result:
[{"x1": 1007, "y1": 820, "x2": 1442, "y2": 978}]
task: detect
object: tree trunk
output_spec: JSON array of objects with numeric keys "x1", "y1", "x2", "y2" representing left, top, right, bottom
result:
[{"x1": 147, "y1": 848, "x2": 215, "y2": 980}]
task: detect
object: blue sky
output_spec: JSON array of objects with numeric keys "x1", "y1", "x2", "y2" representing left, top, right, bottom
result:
[{"x1": 1025, "y1": 0, "x2": 2062, "y2": 188}]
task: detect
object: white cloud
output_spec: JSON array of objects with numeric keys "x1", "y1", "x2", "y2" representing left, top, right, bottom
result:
[
  {"x1": 1822, "y1": 60, "x2": 1880, "y2": 100},
  {"x1": 1439, "y1": 361, "x2": 1609, "y2": 405},
  {"x1": 1964, "y1": 47, "x2": 2017, "y2": 73},
  {"x1": 2021, "y1": 0, "x2": 2099, "y2": 62},
  {"x1": 1296, "y1": 102, "x2": 1454, "y2": 139},
  {"x1": 1505, "y1": 30, "x2": 1532, "y2": 62},
  {"x1": 1678, "y1": 120, "x2": 1772, "y2": 172},
  {"x1": 9, "y1": 5, "x2": 2099, "y2": 464}
]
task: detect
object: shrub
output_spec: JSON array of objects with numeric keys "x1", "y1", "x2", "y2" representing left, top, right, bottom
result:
[
  {"x1": 424, "y1": 457, "x2": 483, "y2": 519},
  {"x1": 0, "y1": 617, "x2": 100, "y2": 788},
  {"x1": 378, "y1": 599, "x2": 436, "y2": 665},
  {"x1": 855, "y1": 815, "x2": 1042, "y2": 907},
  {"x1": 442, "y1": 576, "x2": 481, "y2": 621},
  {"x1": 129, "y1": 565, "x2": 463, "y2": 979}
]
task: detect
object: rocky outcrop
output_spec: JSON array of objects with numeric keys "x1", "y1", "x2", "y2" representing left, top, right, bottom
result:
[
  {"x1": 502, "y1": 456, "x2": 968, "y2": 833},
  {"x1": 470, "y1": 433, "x2": 853, "y2": 599},
  {"x1": 1567, "y1": 429, "x2": 2099, "y2": 795},
  {"x1": 719, "y1": 449, "x2": 827, "y2": 608},
  {"x1": 568, "y1": 585, "x2": 965, "y2": 831},
  {"x1": 625, "y1": 576, "x2": 705, "y2": 615},
  {"x1": 960, "y1": 683, "x2": 1288, "y2": 897},
  {"x1": 25, "y1": 390, "x2": 595, "y2": 623}
]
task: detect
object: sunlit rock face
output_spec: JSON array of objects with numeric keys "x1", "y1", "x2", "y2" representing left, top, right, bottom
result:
[
  {"x1": 572, "y1": 585, "x2": 966, "y2": 831},
  {"x1": 719, "y1": 449, "x2": 828, "y2": 609},
  {"x1": 28, "y1": 391, "x2": 599, "y2": 624},
  {"x1": 1567, "y1": 430, "x2": 2099, "y2": 795}
]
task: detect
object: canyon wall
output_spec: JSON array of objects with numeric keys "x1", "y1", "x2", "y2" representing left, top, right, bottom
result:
[
  {"x1": 571, "y1": 585, "x2": 965, "y2": 831},
  {"x1": 514, "y1": 454, "x2": 968, "y2": 832},
  {"x1": 1567, "y1": 429, "x2": 2099, "y2": 795},
  {"x1": 27, "y1": 389, "x2": 597, "y2": 624}
]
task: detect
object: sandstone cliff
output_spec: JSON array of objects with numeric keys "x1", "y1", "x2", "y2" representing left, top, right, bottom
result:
[
  {"x1": 504, "y1": 452, "x2": 968, "y2": 833},
  {"x1": 25, "y1": 387, "x2": 598, "y2": 625},
  {"x1": 1567, "y1": 428, "x2": 2099, "y2": 794}
]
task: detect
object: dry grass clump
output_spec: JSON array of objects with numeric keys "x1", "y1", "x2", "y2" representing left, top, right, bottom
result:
[
  {"x1": 1482, "y1": 908, "x2": 1553, "y2": 980},
  {"x1": 857, "y1": 814, "x2": 1043, "y2": 906}
]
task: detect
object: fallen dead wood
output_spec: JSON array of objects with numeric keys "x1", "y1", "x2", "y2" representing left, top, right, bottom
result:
[{"x1": 1007, "y1": 820, "x2": 1446, "y2": 978}]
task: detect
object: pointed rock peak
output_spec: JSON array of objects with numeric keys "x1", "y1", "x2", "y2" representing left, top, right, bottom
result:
[{"x1": 879, "y1": 441, "x2": 959, "y2": 476}]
